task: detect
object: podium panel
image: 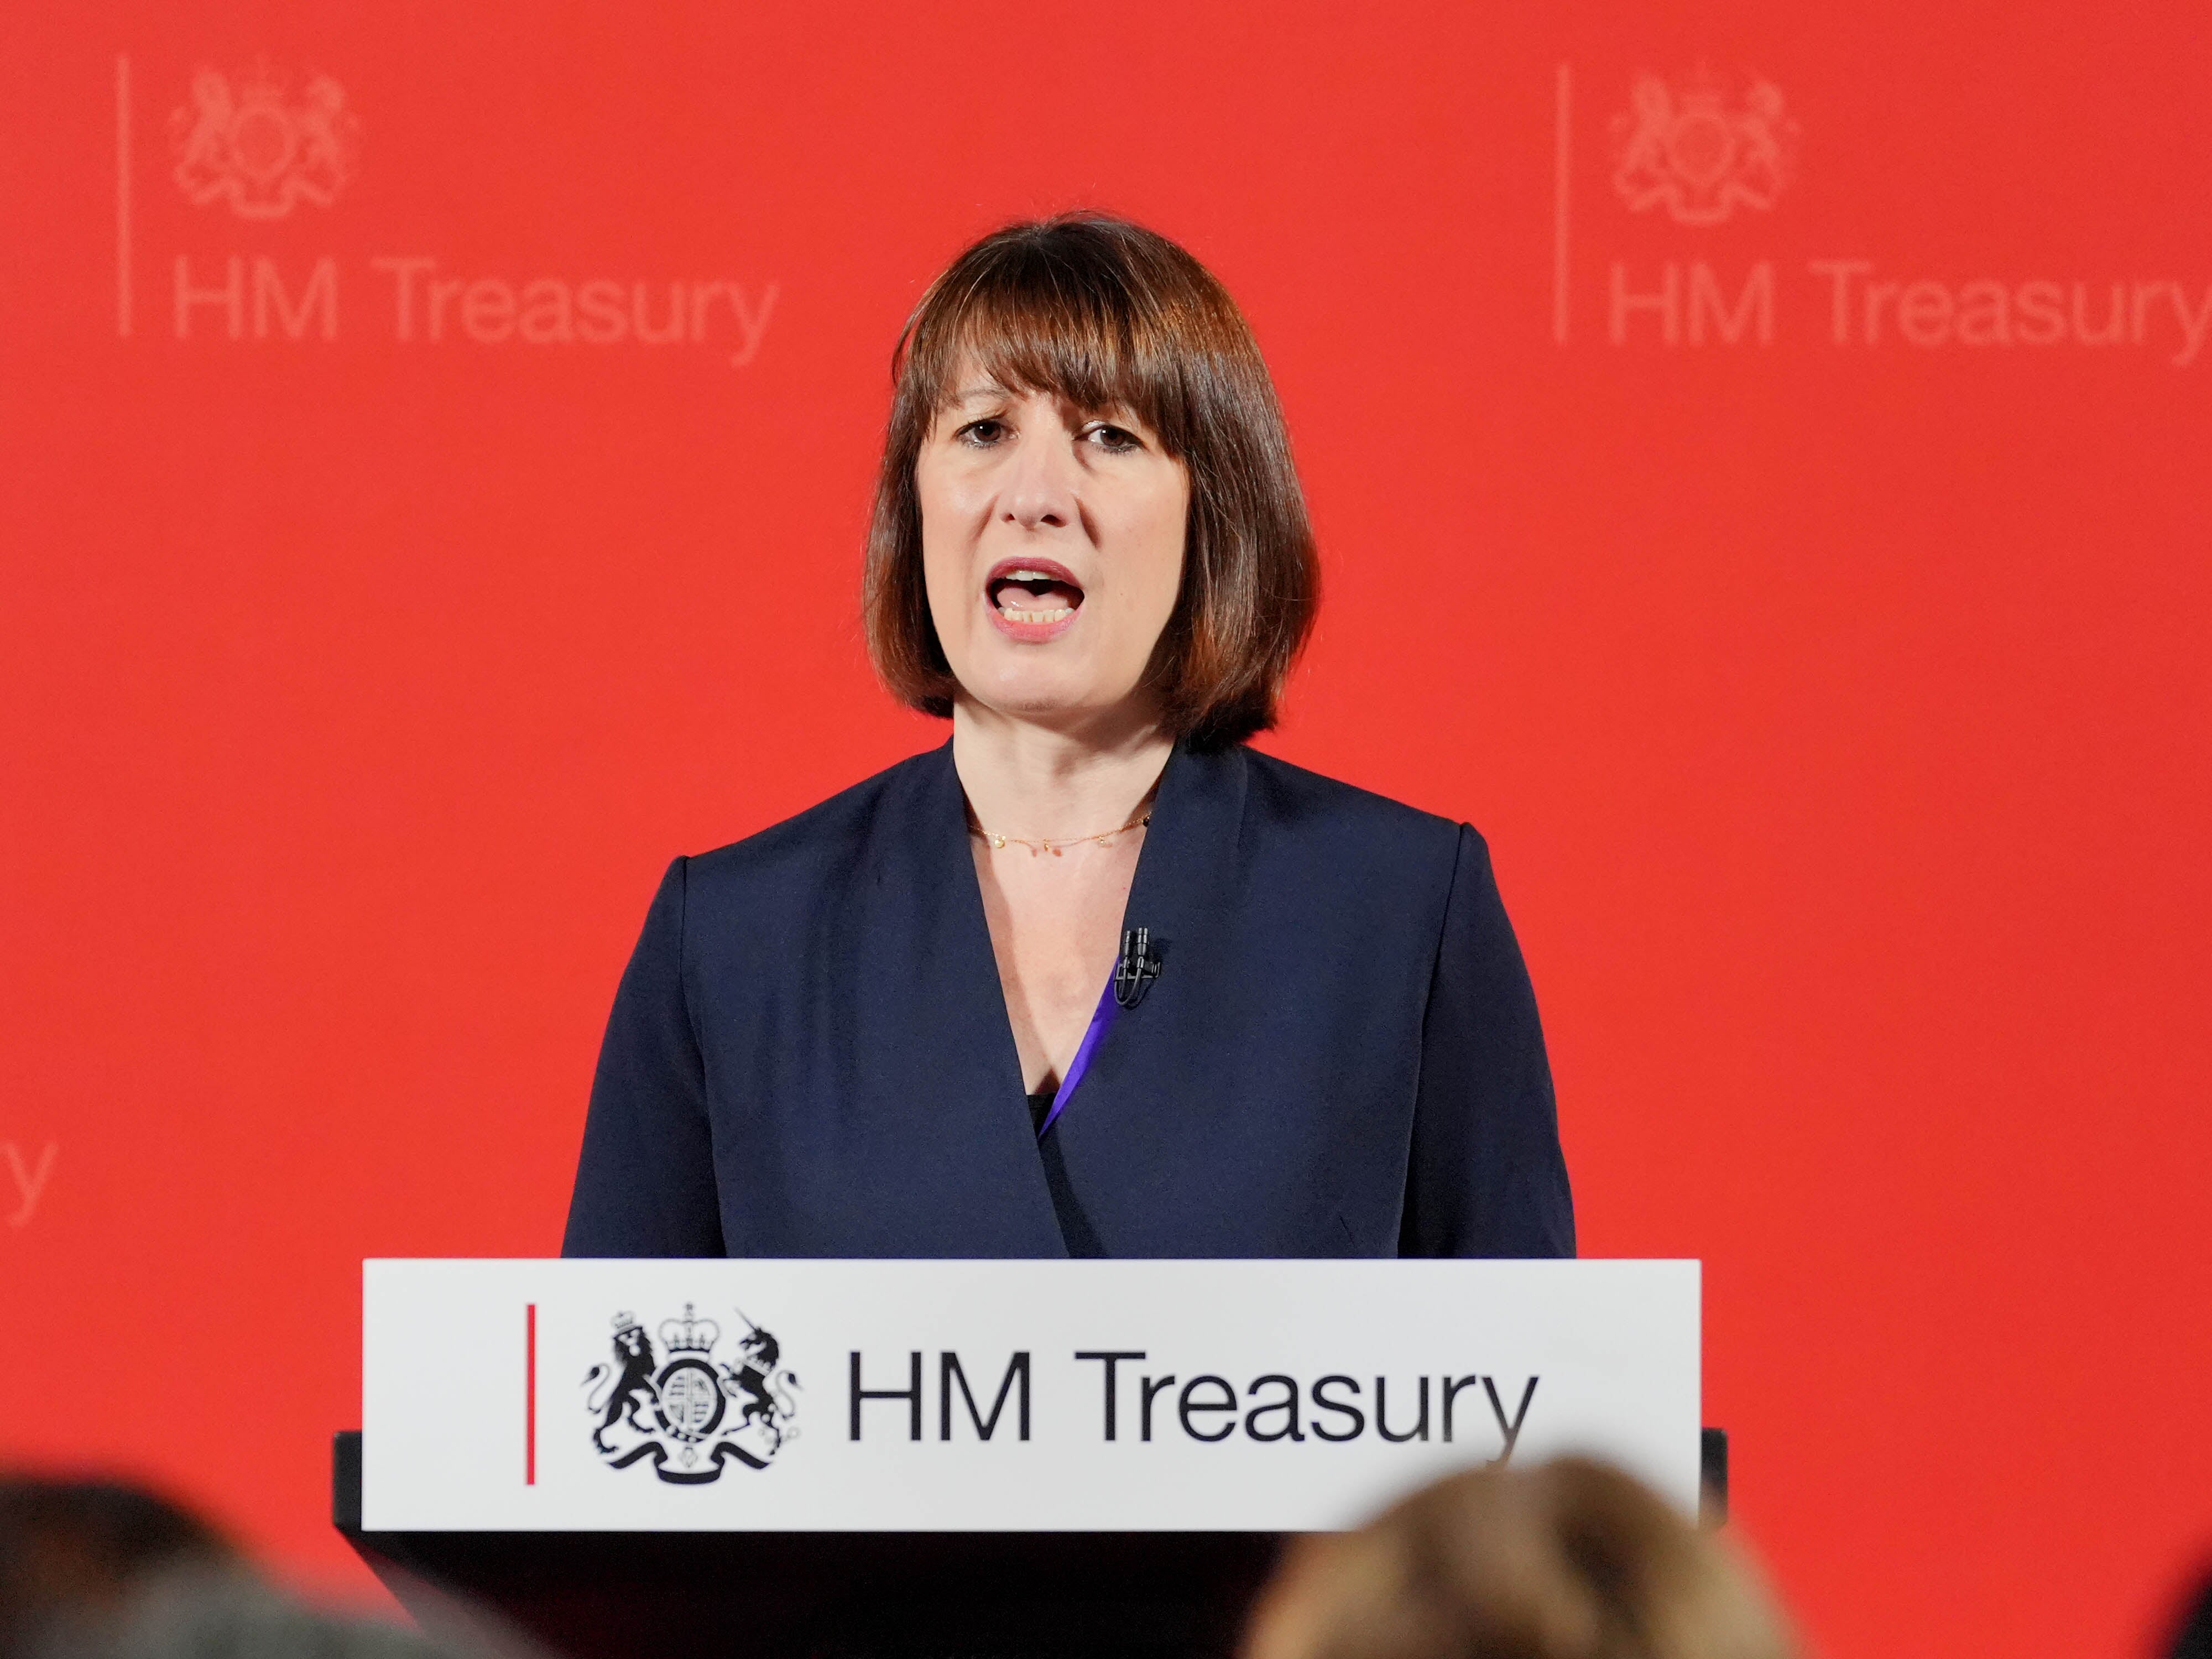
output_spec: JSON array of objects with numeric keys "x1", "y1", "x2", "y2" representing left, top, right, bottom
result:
[
  {"x1": 351, "y1": 1259, "x2": 1702, "y2": 1657},
  {"x1": 365, "y1": 1259, "x2": 1698, "y2": 1528}
]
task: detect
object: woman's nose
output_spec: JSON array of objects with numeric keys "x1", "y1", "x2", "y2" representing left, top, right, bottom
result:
[{"x1": 1001, "y1": 432, "x2": 1077, "y2": 530}]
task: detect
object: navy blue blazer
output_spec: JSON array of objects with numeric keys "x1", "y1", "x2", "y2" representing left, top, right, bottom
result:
[{"x1": 561, "y1": 740, "x2": 1573, "y2": 1259}]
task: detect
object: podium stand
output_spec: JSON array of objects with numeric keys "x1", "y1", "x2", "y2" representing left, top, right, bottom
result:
[
  {"x1": 342, "y1": 1260, "x2": 1712, "y2": 1659},
  {"x1": 336, "y1": 1430, "x2": 1281, "y2": 1658}
]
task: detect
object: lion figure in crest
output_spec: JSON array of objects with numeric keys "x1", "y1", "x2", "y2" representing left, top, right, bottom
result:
[{"x1": 584, "y1": 1317, "x2": 659, "y2": 1453}]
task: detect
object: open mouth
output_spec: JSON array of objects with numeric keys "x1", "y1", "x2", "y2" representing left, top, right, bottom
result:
[{"x1": 986, "y1": 559, "x2": 1085, "y2": 628}]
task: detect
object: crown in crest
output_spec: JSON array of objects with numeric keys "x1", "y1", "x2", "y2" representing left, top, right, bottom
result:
[
  {"x1": 232, "y1": 58, "x2": 290, "y2": 106},
  {"x1": 659, "y1": 1303, "x2": 720, "y2": 1354}
]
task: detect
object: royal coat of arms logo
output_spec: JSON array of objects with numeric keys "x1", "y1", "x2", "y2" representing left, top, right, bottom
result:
[
  {"x1": 1610, "y1": 71, "x2": 1798, "y2": 226},
  {"x1": 170, "y1": 61, "x2": 360, "y2": 220},
  {"x1": 584, "y1": 1305, "x2": 800, "y2": 1484}
]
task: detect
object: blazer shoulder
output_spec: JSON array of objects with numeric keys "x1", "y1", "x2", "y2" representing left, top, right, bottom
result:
[
  {"x1": 1238, "y1": 747, "x2": 1472, "y2": 863},
  {"x1": 679, "y1": 745, "x2": 943, "y2": 905}
]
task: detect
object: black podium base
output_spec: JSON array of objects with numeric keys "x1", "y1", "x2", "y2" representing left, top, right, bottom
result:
[
  {"x1": 333, "y1": 1430, "x2": 1728, "y2": 1659},
  {"x1": 333, "y1": 1434, "x2": 1279, "y2": 1659}
]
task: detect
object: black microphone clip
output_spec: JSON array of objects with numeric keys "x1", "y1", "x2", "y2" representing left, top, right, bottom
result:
[{"x1": 1113, "y1": 925, "x2": 1161, "y2": 1009}]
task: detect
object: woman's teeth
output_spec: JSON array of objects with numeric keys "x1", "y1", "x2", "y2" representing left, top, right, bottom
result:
[{"x1": 993, "y1": 571, "x2": 1080, "y2": 623}]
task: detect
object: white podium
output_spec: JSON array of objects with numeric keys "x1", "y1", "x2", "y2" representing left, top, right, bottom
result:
[{"x1": 345, "y1": 1259, "x2": 1705, "y2": 1658}]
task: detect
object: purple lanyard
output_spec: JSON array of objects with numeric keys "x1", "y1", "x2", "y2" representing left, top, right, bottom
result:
[{"x1": 1035, "y1": 975, "x2": 1121, "y2": 1138}]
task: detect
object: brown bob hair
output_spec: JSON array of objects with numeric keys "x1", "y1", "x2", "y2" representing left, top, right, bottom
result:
[{"x1": 864, "y1": 213, "x2": 1319, "y2": 750}]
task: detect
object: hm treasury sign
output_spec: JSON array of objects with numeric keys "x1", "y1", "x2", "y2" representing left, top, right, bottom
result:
[{"x1": 362, "y1": 1260, "x2": 1699, "y2": 1532}]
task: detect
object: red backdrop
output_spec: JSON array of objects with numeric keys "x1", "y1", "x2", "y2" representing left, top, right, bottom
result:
[{"x1": 3, "y1": 2, "x2": 2209, "y2": 1655}]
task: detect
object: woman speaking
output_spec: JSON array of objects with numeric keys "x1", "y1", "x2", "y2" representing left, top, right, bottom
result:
[{"x1": 563, "y1": 214, "x2": 1572, "y2": 1260}]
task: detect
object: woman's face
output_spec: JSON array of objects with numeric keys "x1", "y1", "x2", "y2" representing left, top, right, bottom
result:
[{"x1": 916, "y1": 374, "x2": 1189, "y2": 731}]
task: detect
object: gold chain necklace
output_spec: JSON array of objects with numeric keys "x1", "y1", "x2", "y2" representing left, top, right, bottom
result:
[{"x1": 968, "y1": 808, "x2": 1153, "y2": 858}]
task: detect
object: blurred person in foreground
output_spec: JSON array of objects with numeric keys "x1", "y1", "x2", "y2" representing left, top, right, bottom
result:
[
  {"x1": 2169, "y1": 1567, "x2": 2212, "y2": 1659},
  {"x1": 0, "y1": 1479, "x2": 238, "y2": 1658},
  {"x1": 41, "y1": 1574, "x2": 457, "y2": 1659},
  {"x1": 1, "y1": 1478, "x2": 461, "y2": 1659},
  {"x1": 1243, "y1": 1457, "x2": 1794, "y2": 1659}
]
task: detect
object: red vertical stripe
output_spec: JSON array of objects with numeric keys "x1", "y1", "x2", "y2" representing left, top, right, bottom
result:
[{"x1": 525, "y1": 1303, "x2": 538, "y2": 1485}]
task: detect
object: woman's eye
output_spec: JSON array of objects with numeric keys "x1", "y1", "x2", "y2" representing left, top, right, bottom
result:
[
  {"x1": 956, "y1": 418, "x2": 1009, "y2": 446},
  {"x1": 1084, "y1": 423, "x2": 1142, "y2": 453}
]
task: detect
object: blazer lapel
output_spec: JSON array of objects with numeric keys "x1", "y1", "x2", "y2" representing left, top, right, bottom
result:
[
  {"x1": 1036, "y1": 743, "x2": 1251, "y2": 1250},
  {"x1": 870, "y1": 742, "x2": 1070, "y2": 1256},
  {"x1": 1119, "y1": 741, "x2": 1250, "y2": 961}
]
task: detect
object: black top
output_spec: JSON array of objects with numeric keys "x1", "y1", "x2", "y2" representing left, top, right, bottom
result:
[{"x1": 562, "y1": 739, "x2": 1573, "y2": 1259}]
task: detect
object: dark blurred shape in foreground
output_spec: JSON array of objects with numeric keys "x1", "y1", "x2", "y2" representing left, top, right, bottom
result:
[
  {"x1": 2169, "y1": 1566, "x2": 2212, "y2": 1659},
  {"x1": 0, "y1": 1478, "x2": 465, "y2": 1659},
  {"x1": 1, "y1": 1479, "x2": 239, "y2": 1658},
  {"x1": 45, "y1": 1574, "x2": 451, "y2": 1659},
  {"x1": 1242, "y1": 1456, "x2": 1795, "y2": 1659}
]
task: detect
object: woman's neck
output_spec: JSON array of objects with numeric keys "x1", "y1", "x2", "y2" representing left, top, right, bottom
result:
[{"x1": 950, "y1": 698, "x2": 1173, "y2": 841}]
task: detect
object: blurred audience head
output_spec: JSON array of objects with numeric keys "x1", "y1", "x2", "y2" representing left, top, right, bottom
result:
[
  {"x1": 47, "y1": 1574, "x2": 454, "y2": 1659},
  {"x1": 1, "y1": 1478, "x2": 239, "y2": 1657},
  {"x1": 0, "y1": 1477, "x2": 462, "y2": 1659},
  {"x1": 2168, "y1": 1566, "x2": 2212, "y2": 1659},
  {"x1": 1243, "y1": 1457, "x2": 1794, "y2": 1659}
]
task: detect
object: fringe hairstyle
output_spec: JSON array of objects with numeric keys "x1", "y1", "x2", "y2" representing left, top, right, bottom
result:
[{"x1": 864, "y1": 213, "x2": 1319, "y2": 749}]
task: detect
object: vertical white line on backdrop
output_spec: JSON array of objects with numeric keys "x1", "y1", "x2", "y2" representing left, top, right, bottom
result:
[
  {"x1": 116, "y1": 54, "x2": 132, "y2": 338},
  {"x1": 1553, "y1": 64, "x2": 1571, "y2": 346}
]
